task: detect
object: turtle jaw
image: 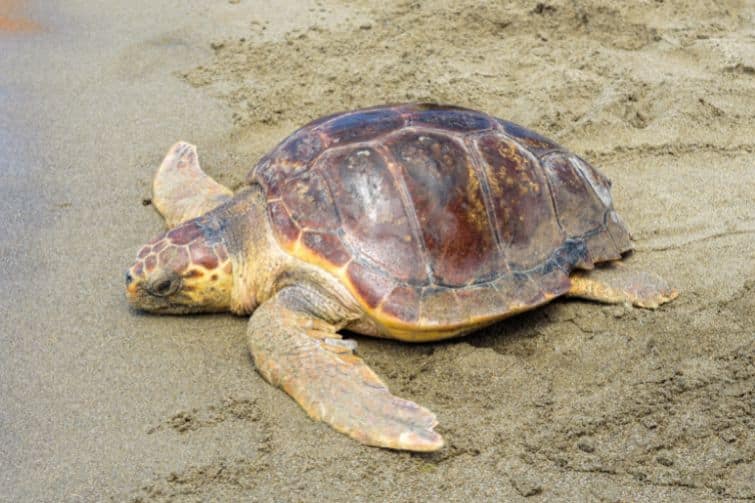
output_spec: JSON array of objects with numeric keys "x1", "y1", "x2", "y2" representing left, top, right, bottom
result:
[
  {"x1": 125, "y1": 256, "x2": 234, "y2": 314},
  {"x1": 124, "y1": 268, "x2": 183, "y2": 313},
  {"x1": 125, "y1": 270, "x2": 224, "y2": 314}
]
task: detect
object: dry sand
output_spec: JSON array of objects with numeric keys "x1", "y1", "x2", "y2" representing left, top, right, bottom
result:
[{"x1": 1, "y1": 0, "x2": 753, "y2": 501}]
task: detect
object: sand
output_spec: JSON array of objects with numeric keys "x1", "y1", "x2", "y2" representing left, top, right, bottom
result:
[{"x1": 1, "y1": 0, "x2": 753, "y2": 501}]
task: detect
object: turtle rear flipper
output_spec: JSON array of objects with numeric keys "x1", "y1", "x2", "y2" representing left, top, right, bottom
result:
[
  {"x1": 567, "y1": 262, "x2": 678, "y2": 309},
  {"x1": 248, "y1": 288, "x2": 444, "y2": 452},
  {"x1": 153, "y1": 142, "x2": 233, "y2": 228}
]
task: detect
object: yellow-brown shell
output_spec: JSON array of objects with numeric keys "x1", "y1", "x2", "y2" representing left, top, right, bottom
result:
[{"x1": 249, "y1": 104, "x2": 632, "y2": 340}]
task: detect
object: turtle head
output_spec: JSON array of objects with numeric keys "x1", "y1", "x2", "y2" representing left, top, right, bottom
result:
[{"x1": 125, "y1": 217, "x2": 234, "y2": 314}]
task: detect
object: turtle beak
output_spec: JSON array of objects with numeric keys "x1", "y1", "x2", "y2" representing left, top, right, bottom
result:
[{"x1": 125, "y1": 270, "x2": 138, "y2": 300}]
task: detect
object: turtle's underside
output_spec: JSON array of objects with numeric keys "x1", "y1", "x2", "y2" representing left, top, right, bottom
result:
[{"x1": 126, "y1": 104, "x2": 677, "y2": 451}]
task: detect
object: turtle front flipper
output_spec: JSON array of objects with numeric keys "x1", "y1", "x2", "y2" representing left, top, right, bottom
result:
[
  {"x1": 247, "y1": 288, "x2": 444, "y2": 452},
  {"x1": 567, "y1": 262, "x2": 679, "y2": 309},
  {"x1": 152, "y1": 142, "x2": 233, "y2": 228}
]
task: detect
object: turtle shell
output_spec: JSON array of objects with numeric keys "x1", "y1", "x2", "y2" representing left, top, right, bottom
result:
[{"x1": 249, "y1": 104, "x2": 632, "y2": 340}]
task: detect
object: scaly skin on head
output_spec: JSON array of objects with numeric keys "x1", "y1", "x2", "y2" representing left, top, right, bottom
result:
[
  {"x1": 126, "y1": 187, "x2": 287, "y2": 315},
  {"x1": 126, "y1": 216, "x2": 234, "y2": 314}
]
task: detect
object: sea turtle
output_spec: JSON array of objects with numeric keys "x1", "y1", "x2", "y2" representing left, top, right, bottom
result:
[{"x1": 125, "y1": 104, "x2": 677, "y2": 452}]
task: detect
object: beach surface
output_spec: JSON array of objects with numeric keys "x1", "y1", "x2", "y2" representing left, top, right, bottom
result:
[{"x1": 1, "y1": 0, "x2": 753, "y2": 500}]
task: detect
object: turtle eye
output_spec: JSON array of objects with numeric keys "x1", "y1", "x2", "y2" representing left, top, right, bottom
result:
[{"x1": 152, "y1": 278, "x2": 175, "y2": 296}]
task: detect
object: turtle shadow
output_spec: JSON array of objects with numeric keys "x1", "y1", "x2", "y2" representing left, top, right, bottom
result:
[{"x1": 340, "y1": 302, "x2": 554, "y2": 362}]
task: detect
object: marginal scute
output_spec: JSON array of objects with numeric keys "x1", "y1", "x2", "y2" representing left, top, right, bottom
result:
[
  {"x1": 409, "y1": 105, "x2": 494, "y2": 132},
  {"x1": 536, "y1": 260, "x2": 574, "y2": 297},
  {"x1": 250, "y1": 126, "x2": 320, "y2": 195},
  {"x1": 267, "y1": 200, "x2": 300, "y2": 245},
  {"x1": 346, "y1": 261, "x2": 395, "y2": 309},
  {"x1": 493, "y1": 272, "x2": 544, "y2": 310},
  {"x1": 381, "y1": 285, "x2": 420, "y2": 323},
  {"x1": 282, "y1": 171, "x2": 339, "y2": 231},
  {"x1": 419, "y1": 287, "x2": 464, "y2": 326},
  {"x1": 550, "y1": 238, "x2": 592, "y2": 272},
  {"x1": 497, "y1": 119, "x2": 562, "y2": 154},
  {"x1": 251, "y1": 126, "x2": 323, "y2": 191},
  {"x1": 585, "y1": 230, "x2": 623, "y2": 262},
  {"x1": 319, "y1": 108, "x2": 405, "y2": 145},
  {"x1": 301, "y1": 231, "x2": 351, "y2": 268},
  {"x1": 278, "y1": 128, "x2": 324, "y2": 164},
  {"x1": 607, "y1": 211, "x2": 633, "y2": 253},
  {"x1": 253, "y1": 162, "x2": 300, "y2": 198},
  {"x1": 571, "y1": 155, "x2": 613, "y2": 206},
  {"x1": 453, "y1": 283, "x2": 504, "y2": 322},
  {"x1": 389, "y1": 131, "x2": 499, "y2": 286}
]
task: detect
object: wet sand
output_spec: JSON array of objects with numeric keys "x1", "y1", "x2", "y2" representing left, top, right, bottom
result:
[{"x1": 1, "y1": 0, "x2": 753, "y2": 501}]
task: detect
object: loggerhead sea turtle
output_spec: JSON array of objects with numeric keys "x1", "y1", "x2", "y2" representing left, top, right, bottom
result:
[{"x1": 125, "y1": 104, "x2": 677, "y2": 452}]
